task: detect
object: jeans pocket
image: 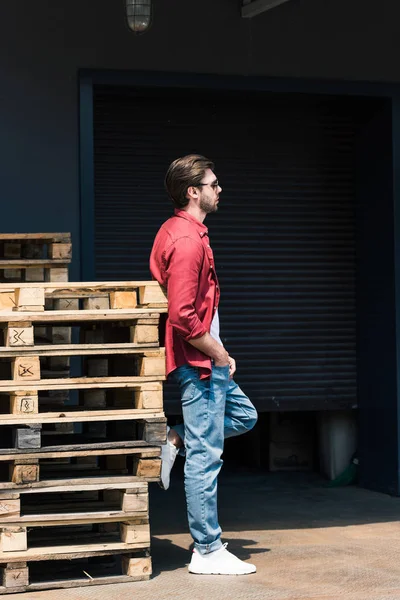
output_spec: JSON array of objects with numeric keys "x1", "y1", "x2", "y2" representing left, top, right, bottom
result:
[{"x1": 174, "y1": 365, "x2": 200, "y2": 406}]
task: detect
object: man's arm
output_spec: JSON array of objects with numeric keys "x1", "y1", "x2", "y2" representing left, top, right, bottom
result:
[
  {"x1": 188, "y1": 331, "x2": 229, "y2": 366},
  {"x1": 165, "y1": 237, "x2": 229, "y2": 367}
]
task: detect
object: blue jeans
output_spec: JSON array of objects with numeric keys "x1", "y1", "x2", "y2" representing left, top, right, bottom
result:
[{"x1": 173, "y1": 364, "x2": 258, "y2": 555}]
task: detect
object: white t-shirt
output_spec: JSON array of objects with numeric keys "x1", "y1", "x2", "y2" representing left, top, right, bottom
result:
[{"x1": 210, "y1": 309, "x2": 223, "y2": 346}]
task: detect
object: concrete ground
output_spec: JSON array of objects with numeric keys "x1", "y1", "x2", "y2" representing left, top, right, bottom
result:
[{"x1": 6, "y1": 463, "x2": 400, "y2": 600}]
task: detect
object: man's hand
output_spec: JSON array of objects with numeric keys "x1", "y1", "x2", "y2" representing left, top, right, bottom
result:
[{"x1": 228, "y1": 355, "x2": 236, "y2": 379}]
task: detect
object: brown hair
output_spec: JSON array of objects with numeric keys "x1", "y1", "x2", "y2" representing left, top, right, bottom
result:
[{"x1": 165, "y1": 154, "x2": 215, "y2": 209}]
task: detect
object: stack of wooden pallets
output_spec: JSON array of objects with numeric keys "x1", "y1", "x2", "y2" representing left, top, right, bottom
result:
[
  {"x1": 0, "y1": 233, "x2": 71, "y2": 284},
  {"x1": 0, "y1": 281, "x2": 167, "y2": 593},
  {"x1": 0, "y1": 233, "x2": 73, "y2": 437}
]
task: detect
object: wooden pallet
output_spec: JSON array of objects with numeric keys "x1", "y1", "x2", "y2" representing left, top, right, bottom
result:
[
  {"x1": 0, "y1": 549, "x2": 152, "y2": 593},
  {"x1": 0, "y1": 347, "x2": 165, "y2": 381},
  {"x1": 0, "y1": 416, "x2": 166, "y2": 452},
  {"x1": 0, "y1": 237, "x2": 74, "y2": 407},
  {"x1": 0, "y1": 482, "x2": 148, "y2": 523},
  {"x1": 0, "y1": 234, "x2": 71, "y2": 284},
  {"x1": 0, "y1": 446, "x2": 161, "y2": 489},
  {"x1": 0, "y1": 302, "x2": 166, "y2": 443},
  {"x1": 1, "y1": 383, "x2": 163, "y2": 417},
  {"x1": 0, "y1": 281, "x2": 167, "y2": 311}
]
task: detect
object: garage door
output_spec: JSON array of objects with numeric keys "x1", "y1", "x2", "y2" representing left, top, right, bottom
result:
[{"x1": 93, "y1": 85, "x2": 359, "y2": 412}]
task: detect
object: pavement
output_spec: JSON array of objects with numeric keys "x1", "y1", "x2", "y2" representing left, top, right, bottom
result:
[{"x1": 5, "y1": 461, "x2": 400, "y2": 600}]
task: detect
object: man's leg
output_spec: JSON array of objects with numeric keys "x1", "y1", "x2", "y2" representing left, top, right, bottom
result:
[
  {"x1": 167, "y1": 378, "x2": 257, "y2": 452},
  {"x1": 176, "y1": 364, "x2": 228, "y2": 554},
  {"x1": 169, "y1": 364, "x2": 256, "y2": 574},
  {"x1": 224, "y1": 379, "x2": 258, "y2": 439}
]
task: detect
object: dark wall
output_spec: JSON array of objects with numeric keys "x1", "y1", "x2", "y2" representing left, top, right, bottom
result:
[
  {"x1": 0, "y1": 0, "x2": 400, "y2": 278},
  {"x1": 356, "y1": 101, "x2": 400, "y2": 495}
]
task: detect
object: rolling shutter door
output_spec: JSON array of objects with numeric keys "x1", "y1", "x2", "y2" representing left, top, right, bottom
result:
[{"x1": 93, "y1": 86, "x2": 357, "y2": 411}]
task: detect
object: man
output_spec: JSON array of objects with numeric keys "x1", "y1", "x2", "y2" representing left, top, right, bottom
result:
[{"x1": 150, "y1": 154, "x2": 258, "y2": 575}]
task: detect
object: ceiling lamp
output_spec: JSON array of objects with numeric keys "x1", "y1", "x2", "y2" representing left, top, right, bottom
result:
[{"x1": 126, "y1": 0, "x2": 152, "y2": 34}]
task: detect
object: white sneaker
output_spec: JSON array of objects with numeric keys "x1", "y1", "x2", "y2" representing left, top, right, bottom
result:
[
  {"x1": 159, "y1": 426, "x2": 179, "y2": 490},
  {"x1": 188, "y1": 543, "x2": 256, "y2": 575}
]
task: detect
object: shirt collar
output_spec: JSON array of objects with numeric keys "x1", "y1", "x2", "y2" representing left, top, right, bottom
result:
[{"x1": 174, "y1": 208, "x2": 208, "y2": 238}]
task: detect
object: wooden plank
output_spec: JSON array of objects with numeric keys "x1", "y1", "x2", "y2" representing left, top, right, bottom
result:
[
  {"x1": 12, "y1": 427, "x2": 41, "y2": 450},
  {"x1": 135, "y1": 388, "x2": 163, "y2": 410},
  {"x1": 131, "y1": 324, "x2": 159, "y2": 344},
  {"x1": 0, "y1": 375, "x2": 165, "y2": 392},
  {"x1": 0, "y1": 477, "x2": 151, "y2": 494},
  {"x1": 0, "y1": 445, "x2": 161, "y2": 461},
  {"x1": 120, "y1": 522, "x2": 150, "y2": 545},
  {"x1": 45, "y1": 268, "x2": 69, "y2": 283},
  {"x1": 11, "y1": 357, "x2": 40, "y2": 381},
  {"x1": 110, "y1": 291, "x2": 137, "y2": 309},
  {"x1": 121, "y1": 555, "x2": 152, "y2": 577},
  {"x1": 140, "y1": 419, "x2": 167, "y2": 444},
  {"x1": 5, "y1": 326, "x2": 34, "y2": 347},
  {"x1": 11, "y1": 464, "x2": 39, "y2": 485},
  {"x1": 0, "y1": 541, "x2": 150, "y2": 562},
  {"x1": 1, "y1": 563, "x2": 29, "y2": 587},
  {"x1": 0, "y1": 310, "x2": 166, "y2": 323},
  {"x1": 0, "y1": 294, "x2": 15, "y2": 311},
  {"x1": 121, "y1": 492, "x2": 148, "y2": 513},
  {"x1": 14, "y1": 289, "x2": 44, "y2": 310},
  {"x1": 132, "y1": 458, "x2": 161, "y2": 478},
  {"x1": 10, "y1": 394, "x2": 39, "y2": 415},
  {"x1": 139, "y1": 356, "x2": 166, "y2": 377},
  {"x1": 0, "y1": 500, "x2": 20, "y2": 521},
  {"x1": 83, "y1": 297, "x2": 110, "y2": 310},
  {"x1": 48, "y1": 243, "x2": 72, "y2": 260},
  {"x1": 1, "y1": 513, "x2": 149, "y2": 527},
  {"x1": 0, "y1": 280, "x2": 162, "y2": 290},
  {"x1": 0, "y1": 477, "x2": 160, "y2": 493},
  {"x1": 24, "y1": 268, "x2": 45, "y2": 282},
  {"x1": 138, "y1": 285, "x2": 167, "y2": 305},
  {"x1": 0, "y1": 409, "x2": 164, "y2": 426},
  {"x1": 53, "y1": 298, "x2": 79, "y2": 310},
  {"x1": 0, "y1": 234, "x2": 70, "y2": 242},
  {"x1": 18, "y1": 572, "x2": 151, "y2": 592},
  {"x1": 0, "y1": 260, "x2": 68, "y2": 268},
  {"x1": 48, "y1": 326, "x2": 71, "y2": 344},
  {"x1": 0, "y1": 528, "x2": 27, "y2": 552},
  {"x1": 0, "y1": 343, "x2": 160, "y2": 357}
]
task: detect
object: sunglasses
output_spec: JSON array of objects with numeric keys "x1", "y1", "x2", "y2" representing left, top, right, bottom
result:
[{"x1": 196, "y1": 180, "x2": 220, "y2": 190}]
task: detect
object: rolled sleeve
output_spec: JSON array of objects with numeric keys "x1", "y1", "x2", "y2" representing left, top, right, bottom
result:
[{"x1": 165, "y1": 236, "x2": 208, "y2": 341}]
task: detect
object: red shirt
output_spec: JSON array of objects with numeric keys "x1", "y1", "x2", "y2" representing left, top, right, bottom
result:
[{"x1": 150, "y1": 209, "x2": 220, "y2": 379}]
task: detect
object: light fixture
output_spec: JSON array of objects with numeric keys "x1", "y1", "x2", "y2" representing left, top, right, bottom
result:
[{"x1": 126, "y1": 0, "x2": 152, "y2": 34}]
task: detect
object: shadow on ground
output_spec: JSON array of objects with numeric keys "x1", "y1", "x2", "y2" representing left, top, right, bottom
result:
[
  {"x1": 150, "y1": 458, "x2": 400, "y2": 537},
  {"x1": 150, "y1": 536, "x2": 269, "y2": 576}
]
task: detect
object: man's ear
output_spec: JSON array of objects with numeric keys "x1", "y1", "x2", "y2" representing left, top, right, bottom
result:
[{"x1": 186, "y1": 185, "x2": 199, "y2": 201}]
